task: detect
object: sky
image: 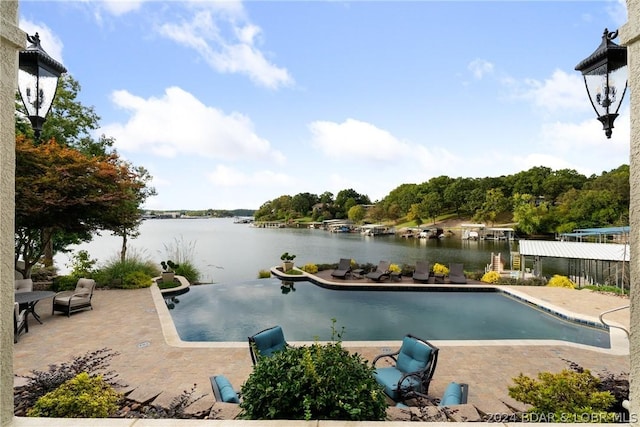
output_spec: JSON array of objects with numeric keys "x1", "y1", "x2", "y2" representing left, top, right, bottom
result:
[{"x1": 18, "y1": 0, "x2": 630, "y2": 211}]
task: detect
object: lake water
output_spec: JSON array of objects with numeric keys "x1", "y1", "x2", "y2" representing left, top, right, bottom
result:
[{"x1": 57, "y1": 217, "x2": 567, "y2": 283}]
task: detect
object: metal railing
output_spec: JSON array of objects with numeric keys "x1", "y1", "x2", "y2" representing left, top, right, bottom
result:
[{"x1": 599, "y1": 305, "x2": 630, "y2": 338}]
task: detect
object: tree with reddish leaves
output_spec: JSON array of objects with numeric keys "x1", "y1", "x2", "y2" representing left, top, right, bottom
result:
[{"x1": 15, "y1": 137, "x2": 152, "y2": 278}]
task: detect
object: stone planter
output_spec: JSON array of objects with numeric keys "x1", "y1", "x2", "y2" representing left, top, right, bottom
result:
[
  {"x1": 282, "y1": 261, "x2": 294, "y2": 272},
  {"x1": 162, "y1": 271, "x2": 175, "y2": 283}
]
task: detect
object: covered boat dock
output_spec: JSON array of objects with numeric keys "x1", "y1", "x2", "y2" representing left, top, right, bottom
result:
[{"x1": 518, "y1": 239, "x2": 630, "y2": 289}]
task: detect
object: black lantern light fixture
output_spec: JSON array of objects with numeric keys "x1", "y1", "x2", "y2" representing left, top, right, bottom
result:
[
  {"x1": 18, "y1": 33, "x2": 67, "y2": 139},
  {"x1": 575, "y1": 28, "x2": 628, "y2": 139}
]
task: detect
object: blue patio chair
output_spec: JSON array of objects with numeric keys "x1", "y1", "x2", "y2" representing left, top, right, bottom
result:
[
  {"x1": 373, "y1": 334, "x2": 439, "y2": 402},
  {"x1": 248, "y1": 325, "x2": 289, "y2": 365},
  {"x1": 209, "y1": 375, "x2": 240, "y2": 403}
]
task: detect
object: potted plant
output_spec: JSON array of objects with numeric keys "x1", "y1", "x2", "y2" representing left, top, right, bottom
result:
[
  {"x1": 161, "y1": 260, "x2": 179, "y2": 283},
  {"x1": 280, "y1": 252, "x2": 296, "y2": 272}
]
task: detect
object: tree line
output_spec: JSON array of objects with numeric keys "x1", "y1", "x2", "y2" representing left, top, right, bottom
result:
[{"x1": 254, "y1": 165, "x2": 630, "y2": 236}]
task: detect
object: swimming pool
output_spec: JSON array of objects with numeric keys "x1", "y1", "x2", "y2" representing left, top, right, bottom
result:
[{"x1": 167, "y1": 278, "x2": 610, "y2": 348}]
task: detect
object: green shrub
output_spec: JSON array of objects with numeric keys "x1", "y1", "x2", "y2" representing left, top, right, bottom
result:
[
  {"x1": 27, "y1": 372, "x2": 121, "y2": 418},
  {"x1": 508, "y1": 369, "x2": 616, "y2": 423},
  {"x1": 174, "y1": 260, "x2": 200, "y2": 283},
  {"x1": 93, "y1": 252, "x2": 159, "y2": 288},
  {"x1": 258, "y1": 269, "x2": 272, "y2": 279},
  {"x1": 547, "y1": 275, "x2": 576, "y2": 289},
  {"x1": 52, "y1": 275, "x2": 79, "y2": 292},
  {"x1": 481, "y1": 271, "x2": 501, "y2": 284},
  {"x1": 121, "y1": 271, "x2": 153, "y2": 289},
  {"x1": 240, "y1": 326, "x2": 387, "y2": 420},
  {"x1": 583, "y1": 285, "x2": 628, "y2": 295},
  {"x1": 301, "y1": 263, "x2": 318, "y2": 274},
  {"x1": 14, "y1": 348, "x2": 123, "y2": 414},
  {"x1": 67, "y1": 250, "x2": 97, "y2": 279}
]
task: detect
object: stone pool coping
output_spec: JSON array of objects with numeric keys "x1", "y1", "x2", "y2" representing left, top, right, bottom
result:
[{"x1": 150, "y1": 269, "x2": 629, "y2": 355}]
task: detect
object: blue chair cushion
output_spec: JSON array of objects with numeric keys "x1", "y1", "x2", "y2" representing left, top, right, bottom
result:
[
  {"x1": 214, "y1": 376, "x2": 240, "y2": 403},
  {"x1": 396, "y1": 336, "x2": 431, "y2": 373},
  {"x1": 253, "y1": 326, "x2": 287, "y2": 357},
  {"x1": 440, "y1": 382, "x2": 463, "y2": 406},
  {"x1": 374, "y1": 366, "x2": 421, "y2": 401}
]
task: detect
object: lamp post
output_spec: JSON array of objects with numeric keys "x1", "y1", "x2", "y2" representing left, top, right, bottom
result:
[
  {"x1": 575, "y1": 28, "x2": 628, "y2": 139},
  {"x1": 17, "y1": 32, "x2": 66, "y2": 139}
]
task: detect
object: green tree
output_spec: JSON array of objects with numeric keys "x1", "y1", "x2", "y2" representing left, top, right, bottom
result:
[
  {"x1": 14, "y1": 137, "x2": 147, "y2": 278},
  {"x1": 512, "y1": 193, "x2": 548, "y2": 235},
  {"x1": 347, "y1": 205, "x2": 366, "y2": 223}
]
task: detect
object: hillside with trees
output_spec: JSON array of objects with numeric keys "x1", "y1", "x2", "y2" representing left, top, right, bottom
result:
[{"x1": 254, "y1": 165, "x2": 630, "y2": 236}]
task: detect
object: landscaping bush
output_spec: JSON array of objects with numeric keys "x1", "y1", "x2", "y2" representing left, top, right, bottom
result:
[
  {"x1": 547, "y1": 274, "x2": 576, "y2": 289},
  {"x1": 14, "y1": 348, "x2": 124, "y2": 415},
  {"x1": 93, "y1": 252, "x2": 159, "y2": 288},
  {"x1": 52, "y1": 275, "x2": 80, "y2": 292},
  {"x1": 258, "y1": 269, "x2": 272, "y2": 278},
  {"x1": 239, "y1": 323, "x2": 387, "y2": 420},
  {"x1": 389, "y1": 263, "x2": 401, "y2": 273},
  {"x1": 67, "y1": 250, "x2": 97, "y2": 279},
  {"x1": 121, "y1": 271, "x2": 154, "y2": 289},
  {"x1": 508, "y1": 369, "x2": 616, "y2": 423},
  {"x1": 174, "y1": 260, "x2": 200, "y2": 283},
  {"x1": 481, "y1": 271, "x2": 501, "y2": 284},
  {"x1": 301, "y1": 263, "x2": 318, "y2": 274},
  {"x1": 432, "y1": 263, "x2": 449, "y2": 276},
  {"x1": 27, "y1": 372, "x2": 121, "y2": 418}
]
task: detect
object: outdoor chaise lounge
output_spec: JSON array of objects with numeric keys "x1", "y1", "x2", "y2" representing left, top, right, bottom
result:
[
  {"x1": 248, "y1": 325, "x2": 289, "y2": 365},
  {"x1": 366, "y1": 260, "x2": 391, "y2": 282},
  {"x1": 412, "y1": 261, "x2": 431, "y2": 283},
  {"x1": 52, "y1": 278, "x2": 96, "y2": 317},
  {"x1": 331, "y1": 258, "x2": 352, "y2": 279},
  {"x1": 209, "y1": 375, "x2": 240, "y2": 403},
  {"x1": 373, "y1": 334, "x2": 439, "y2": 402},
  {"x1": 449, "y1": 263, "x2": 467, "y2": 284}
]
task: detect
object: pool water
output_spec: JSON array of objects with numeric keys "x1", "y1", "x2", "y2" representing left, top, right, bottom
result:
[{"x1": 168, "y1": 279, "x2": 610, "y2": 348}]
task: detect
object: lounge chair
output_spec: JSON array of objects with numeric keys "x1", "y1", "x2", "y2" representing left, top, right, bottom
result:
[
  {"x1": 366, "y1": 261, "x2": 391, "y2": 282},
  {"x1": 14, "y1": 278, "x2": 33, "y2": 293},
  {"x1": 331, "y1": 258, "x2": 352, "y2": 279},
  {"x1": 248, "y1": 325, "x2": 288, "y2": 365},
  {"x1": 412, "y1": 261, "x2": 431, "y2": 283},
  {"x1": 52, "y1": 278, "x2": 96, "y2": 317},
  {"x1": 449, "y1": 263, "x2": 467, "y2": 284},
  {"x1": 209, "y1": 375, "x2": 240, "y2": 403},
  {"x1": 14, "y1": 302, "x2": 28, "y2": 343},
  {"x1": 373, "y1": 334, "x2": 439, "y2": 402}
]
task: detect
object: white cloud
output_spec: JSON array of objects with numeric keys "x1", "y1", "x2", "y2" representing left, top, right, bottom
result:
[
  {"x1": 158, "y1": 9, "x2": 293, "y2": 89},
  {"x1": 514, "y1": 70, "x2": 587, "y2": 115},
  {"x1": 18, "y1": 19, "x2": 65, "y2": 66},
  {"x1": 468, "y1": 59, "x2": 494, "y2": 79},
  {"x1": 99, "y1": 0, "x2": 146, "y2": 16},
  {"x1": 309, "y1": 118, "x2": 413, "y2": 162},
  {"x1": 102, "y1": 86, "x2": 285, "y2": 164}
]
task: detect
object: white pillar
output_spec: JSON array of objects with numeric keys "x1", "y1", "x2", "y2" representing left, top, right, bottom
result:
[{"x1": 0, "y1": 2, "x2": 22, "y2": 425}]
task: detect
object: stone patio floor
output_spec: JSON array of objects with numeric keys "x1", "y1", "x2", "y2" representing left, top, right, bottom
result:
[{"x1": 13, "y1": 278, "x2": 631, "y2": 420}]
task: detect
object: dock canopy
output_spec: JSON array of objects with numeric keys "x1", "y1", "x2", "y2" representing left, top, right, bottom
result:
[{"x1": 519, "y1": 240, "x2": 629, "y2": 262}]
